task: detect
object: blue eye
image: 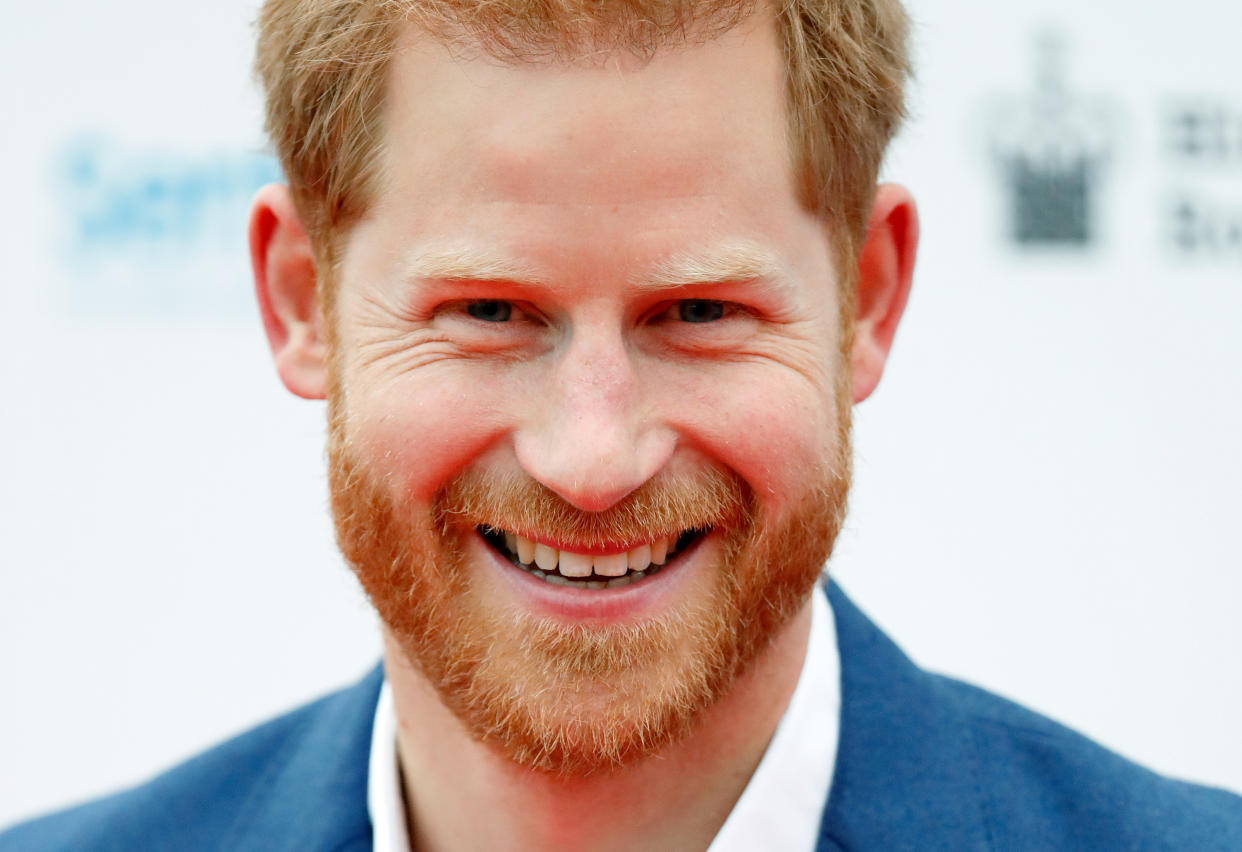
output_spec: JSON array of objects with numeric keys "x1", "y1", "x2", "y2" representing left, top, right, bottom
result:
[
  {"x1": 678, "y1": 300, "x2": 726, "y2": 323},
  {"x1": 465, "y1": 300, "x2": 513, "y2": 322}
]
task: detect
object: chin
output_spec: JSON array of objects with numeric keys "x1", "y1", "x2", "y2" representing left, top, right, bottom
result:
[{"x1": 329, "y1": 439, "x2": 846, "y2": 774}]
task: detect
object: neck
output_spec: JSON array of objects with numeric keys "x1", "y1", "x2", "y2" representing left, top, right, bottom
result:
[{"x1": 383, "y1": 598, "x2": 813, "y2": 852}]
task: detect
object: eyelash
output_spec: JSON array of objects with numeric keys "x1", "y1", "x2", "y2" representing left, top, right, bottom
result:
[
  {"x1": 657, "y1": 299, "x2": 737, "y2": 325},
  {"x1": 436, "y1": 299, "x2": 539, "y2": 326},
  {"x1": 464, "y1": 299, "x2": 514, "y2": 323},
  {"x1": 449, "y1": 299, "x2": 743, "y2": 325}
]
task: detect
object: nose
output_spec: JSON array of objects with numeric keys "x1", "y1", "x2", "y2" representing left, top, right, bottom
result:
[{"x1": 514, "y1": 326, "x2": 674, "y2": 513}]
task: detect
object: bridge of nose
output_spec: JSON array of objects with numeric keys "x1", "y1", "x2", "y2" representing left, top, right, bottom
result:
[{"x1": 513, "y1": 317, "x2": 675, "y2": 512}]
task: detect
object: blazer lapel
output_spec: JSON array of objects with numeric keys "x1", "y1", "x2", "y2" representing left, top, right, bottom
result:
[
  {"x1": 206, "y1": 588, "x2": 996, "y2": 852},
  {"x1": 817, "y1": 583, "x2": 993, "y2": 851},
  {"x1": 221, "y1": 665, "x2": 382, "y2": 852}
]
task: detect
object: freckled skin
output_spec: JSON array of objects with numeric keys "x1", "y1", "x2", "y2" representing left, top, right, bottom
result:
[
  {"x1": 335, "y1": 24, "x2": 845, "y2": 517},
  {"x1": 277, "y1": 13, "x2": 908, "y2": 852},
  {"x1": 249, "y1": 0, "x2": 920, "y2": 839}
]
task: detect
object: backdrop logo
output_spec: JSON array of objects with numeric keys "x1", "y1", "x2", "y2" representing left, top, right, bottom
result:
[
  {"x1": 1163, "y1": 99, "x2": 1242, "y2": 260},
  {"x1": 53, "y1": 137, "x2": 282, "y2": 315},
  {"x1": 985, "y1": 31, "x2": 1118, "y2": 248}
]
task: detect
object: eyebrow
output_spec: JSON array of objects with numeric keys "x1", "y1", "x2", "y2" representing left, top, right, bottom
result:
[
  {"x1": 636, "y1": 241, "x2": 786, "y2": 292},
  {"x1": 402, "y1": 240, "x2": 789, "y2": 293},
  {"x1": 402, "y1": 246, "x2": 540, "y2": 284}
]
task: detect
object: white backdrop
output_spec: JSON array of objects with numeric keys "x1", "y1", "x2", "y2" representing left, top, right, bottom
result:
[{"x1": 2, "y1": 0, "x2": 1239, "y2": 828}]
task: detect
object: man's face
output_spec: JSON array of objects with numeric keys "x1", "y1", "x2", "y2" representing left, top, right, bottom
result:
[{"x1": 327, "y1": 16, "x2": 853, "y2": 773}]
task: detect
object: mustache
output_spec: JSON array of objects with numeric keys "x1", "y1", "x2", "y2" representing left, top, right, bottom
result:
[{"x1": 434, "y1": 465, "x2": 752, "y2": 549}]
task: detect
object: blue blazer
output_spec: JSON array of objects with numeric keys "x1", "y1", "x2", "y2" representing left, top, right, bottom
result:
[{"x1": 4, "y1": 583, "x2": 1240, "y2": 850}]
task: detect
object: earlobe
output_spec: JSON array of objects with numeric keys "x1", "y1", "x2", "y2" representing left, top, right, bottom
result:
[
  {"x1": 850, "y1": 183, "x2": 919, "y2": 403},
  {"x1": 249, "y1": 184, "x2": 328, "y2": 400}
]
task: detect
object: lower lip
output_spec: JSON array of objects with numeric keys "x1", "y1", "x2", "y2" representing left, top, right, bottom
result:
[{"x1": 477, "y1": 532, "x2": 712, "y2": 624}]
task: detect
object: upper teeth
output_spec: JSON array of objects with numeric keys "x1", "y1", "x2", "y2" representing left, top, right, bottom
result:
[{"x1": 505, "y1": 533, "x2": 677, "y2": 577}]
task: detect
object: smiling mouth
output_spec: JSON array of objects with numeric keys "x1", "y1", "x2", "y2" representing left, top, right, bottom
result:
[{"x1": 478, "y1": 526, "x2": 709, "y2": 589}]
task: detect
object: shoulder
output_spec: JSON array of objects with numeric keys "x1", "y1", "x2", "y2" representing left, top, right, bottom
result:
[
  {"x1": 938, "y1": 673, "x2": 1242, "y2": 849},
  {"x1": 0, "y1": 666, "x2": 382, "y2": 852},
  {"x1": 822, "y1": 582, "x2": 1242, "y2": 850}
]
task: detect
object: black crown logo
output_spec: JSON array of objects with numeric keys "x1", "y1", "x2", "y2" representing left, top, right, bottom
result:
[{"x1": 987, "y1": 31, "x2": 1117, "y2": 247}]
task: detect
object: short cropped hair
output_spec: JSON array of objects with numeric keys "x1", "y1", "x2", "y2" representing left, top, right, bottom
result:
[{"x1": 254, "y1": 0, "x2": 910, "y2": 299}]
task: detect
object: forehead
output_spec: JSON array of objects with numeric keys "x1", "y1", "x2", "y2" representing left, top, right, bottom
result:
[{"x1": 359, "y1": 14, "x2": 821, "y2": 280}]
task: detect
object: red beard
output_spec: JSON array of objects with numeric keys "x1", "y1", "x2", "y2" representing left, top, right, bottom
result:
[{"x1": 328, "y1": 410, "x2": 850, "y2": 776}]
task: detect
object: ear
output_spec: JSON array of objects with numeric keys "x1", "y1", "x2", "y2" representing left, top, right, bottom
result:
[
  {"x1": 850, "y1": 183, "x2": 919, "y2": 403},
  {"x1": 249, "y1": 184, "x2": 328, "y2": 400}
]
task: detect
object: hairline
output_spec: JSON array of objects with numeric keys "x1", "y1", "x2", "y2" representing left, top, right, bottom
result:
[{"x1": 299, "y1": 1, "x2": 881, "y2": 320}]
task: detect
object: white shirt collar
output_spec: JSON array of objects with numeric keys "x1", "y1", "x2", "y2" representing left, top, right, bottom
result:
[
  {"x1": 707, "y1": 583, "x2": 839, "y2": 852},
  {"x1": 367, "y1": 679, "x2": 409, "y2": 852},
  {"x1": 368, "y1": 584, "x2": 839, "y2": 852}
]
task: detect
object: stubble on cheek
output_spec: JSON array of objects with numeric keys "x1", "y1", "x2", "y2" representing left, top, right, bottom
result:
[
  {"x1": 326, "y1": 436, "x2": 742, "y2": 770},
  {"x1": 323, "y1": 325, "x2": 854, "y2": 774},
  {"x1": 328, "y1": 427, "x2": 848, "y2": 776}
]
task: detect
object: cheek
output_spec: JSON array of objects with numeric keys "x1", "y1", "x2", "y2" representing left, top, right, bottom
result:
[
  {"x1": 341, "y1": 363, "x2": 512, "y2": 501},
  {"x1": 658, "y1": 363, "x2": 842, "y2": 515}
]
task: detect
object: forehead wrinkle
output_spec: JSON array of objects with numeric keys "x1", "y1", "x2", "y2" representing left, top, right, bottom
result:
[{"x1": 400, "y1": 240, "x2": 796, "y2": 299}]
